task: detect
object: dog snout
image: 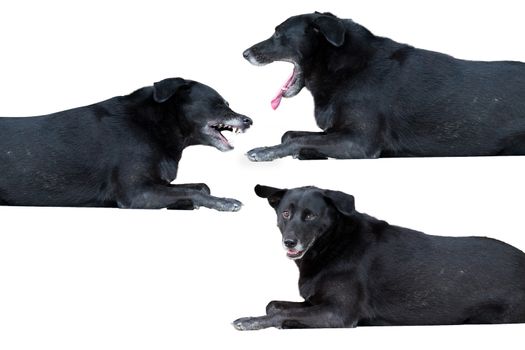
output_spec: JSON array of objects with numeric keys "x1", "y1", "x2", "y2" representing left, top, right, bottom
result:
[
  {"x1": 284, "y1": 238, "x2": 298, "y2": 248},
  {"x1": 242, "y1": 49, "x2": 251, "y2": 59},
  {"x1": 242, "y1": 116, "x2": 253, "y2": 126}
]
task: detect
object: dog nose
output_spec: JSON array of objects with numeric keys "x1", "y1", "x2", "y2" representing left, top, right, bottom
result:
[
  {"x1": 242, "y1": 116, "x2": 253, "y2": 126},
  {"x1": 242, "y1": 49, "x2": 251, "y2": 59},
  {"x1": 284, "y1": 239, "x2": 298, "y2": 248}
]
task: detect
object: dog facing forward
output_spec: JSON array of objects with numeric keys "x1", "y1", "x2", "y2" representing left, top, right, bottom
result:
[
  {"x1": 243, "y1": 12, "x2": 525, "y2": 161},
  {"x1": 233, "y1": 185, "x2": 525, "y2": 329},
  {"x1": 0, "y1": 78, "x2": 252, "y2": 211}
]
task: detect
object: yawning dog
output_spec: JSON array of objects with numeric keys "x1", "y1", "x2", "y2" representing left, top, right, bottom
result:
[
  {"x1": 233, "y1": 185, "x2": 525, "y2": 329},
  {"x1": 0, "y1": 78, "x2": 252, "y2": 211},
  {"x1": 243, "y1": 12, "x2": 525, "y2": 161}
]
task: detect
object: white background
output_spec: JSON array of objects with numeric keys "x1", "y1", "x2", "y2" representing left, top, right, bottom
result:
[{"x1": 0, "y1": 0, "x2": 524, "y2": 349}]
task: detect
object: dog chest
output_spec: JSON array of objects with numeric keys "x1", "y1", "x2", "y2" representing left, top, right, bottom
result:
[
  {"x1": 158, "y1": 158, "x2": 180, "y2": 182},
  {"x1": 314, "y1": 104, "x2": 336, "y2": 130}
]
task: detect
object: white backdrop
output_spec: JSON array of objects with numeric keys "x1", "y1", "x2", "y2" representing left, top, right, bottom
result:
[{"x1": 0, "y1": 0, "x2": 524, "y2": 349}]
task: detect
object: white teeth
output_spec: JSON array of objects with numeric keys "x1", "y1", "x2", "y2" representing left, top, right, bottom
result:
[{"x1": 213, "y1": 123, "x2": 243, "y2": 134}]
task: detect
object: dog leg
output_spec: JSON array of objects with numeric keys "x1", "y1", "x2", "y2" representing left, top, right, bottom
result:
[
  {"x1": 166, "y1": 199, "x2": 196, "y2": 210},
  {"x1": 281, "y1": 132, "x2": 330, "y2": 159},
  {"x1": 296, "y1": 148, "x2": 329, "y2": 160},
  {"x1": 281, "y1": 131, "x2": 326, "y2": 143},
  {"x1": 120, "y1": 185, "x2": 242, "y2": 211},
  {"x1": 169, "y1": 183, "x2": 211, "y2": 195},
  {"x1": 247, "y1": 131, "x2": 377, "y2": 161},
  {"x1": 233, "y1": 304, "x2": 350, "y2": 330},
  {"x1": 266, "y1": 300, "x2": 310, "y2": 315},
  {"x1": 166, "y1": 183, "x2": 212, "y2": 210}
]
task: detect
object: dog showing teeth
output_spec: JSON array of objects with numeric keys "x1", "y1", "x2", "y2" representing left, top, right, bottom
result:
[{"x1": 212, "y1": 123, "x2": 243, "y2": 134}]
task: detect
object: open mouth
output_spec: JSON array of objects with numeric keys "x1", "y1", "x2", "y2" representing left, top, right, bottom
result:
[
  {"x1": 286, "y1": 248, "x2": 305, "y2": 260},
  {"x1": 271, "y1": 63, "x2": 303, "y2": 110},
  {"x1": 243, "y1": 49, "x2": 304, "y2": 110},
  {"x1": 209, "y1": 119, "x2": 249, "y2": 151},
  {"x1": 284, "y1": 239, "x2": 315, "y2": 260}
]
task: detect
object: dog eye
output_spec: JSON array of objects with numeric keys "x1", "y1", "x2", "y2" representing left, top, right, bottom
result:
[
  {"x1": 282, "y1": 210, "x2": 290, "y2": 219},
  {"x1": 274, "y1": 31, "x2": 281, "y2": 39},
  {"x1": 305, "y1": 213, "x2": 317, "y2": 221}
]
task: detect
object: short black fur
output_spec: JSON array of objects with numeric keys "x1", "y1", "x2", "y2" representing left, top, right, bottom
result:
[
  {"x1": 233, "y1": 185, "x2": 525, "y2": 329},
  {"x1": 0, "y1": 78, "x2": 252, "y2": 211},
  {"x1": 243, "y1": 12, "x2": 525, "y2": 161}
]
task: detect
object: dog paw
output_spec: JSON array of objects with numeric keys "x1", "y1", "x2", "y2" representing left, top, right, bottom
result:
[
  {"x1": 232, "y1": 317, "x2": 266, "y2": 331},
  {"x1": 215, "y1": 198, "x2": 243, "y2": 212},
  {"x1": 246, "y1": 147, "x2": 277, "y2": 162}
]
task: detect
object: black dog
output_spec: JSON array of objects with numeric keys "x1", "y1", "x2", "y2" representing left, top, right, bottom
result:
[
  {"x1": 0, "y1": 78, "x2": 252, "y2": 211},
  {"x1": 233, "y1": 185, "x2": 525, "y2": 329},
  {"x1": 243, "y1": 12, "x2": 525, "y2": 161}
]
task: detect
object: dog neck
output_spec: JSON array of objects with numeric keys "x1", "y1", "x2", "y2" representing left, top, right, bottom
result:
[
  {"x1": 303, "y1": 21, "x2": 406, "y2": 107},
  {"x1": 297, "y1": 213, "x2": 356, "y2": 270},
  {"x1": 125, "y1": 87, "x2": 190, "y2": 154},
  {"x1": 304, "y1": 22, "x2": 376, "y2": 86},
  {"x1": 296, "y1": 212, "x2": 381, "y2": 277}
]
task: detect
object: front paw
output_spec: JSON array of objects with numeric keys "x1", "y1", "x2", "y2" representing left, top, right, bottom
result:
[
  {"x1": 246, "y1": 147, "x2": 278, "y2": 162},
  {"x1": 214, "y1": 198, "x2": 243, "y2": 212},
  {"x1": 232, "y1": 317, "x2": 267, "y2": 331}
]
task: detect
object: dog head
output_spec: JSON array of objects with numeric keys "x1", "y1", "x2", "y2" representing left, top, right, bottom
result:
[
  {"x1": 152, "y1": 77, "x2": 252, "y2": 151},
  {"x1": 242, "y1": 12, "x2": 346, "y2": 109},
  {"x1": 255, "y1": 184, "x2": 355, "y2": 260}
]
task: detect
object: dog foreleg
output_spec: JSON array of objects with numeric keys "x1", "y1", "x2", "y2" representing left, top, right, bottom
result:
[
  {"x1": 247, "y1": 131, "x2": 377, "y2": 161},
  {"x1": 168, "y1": 183, "x2": 211, "y2": 195},
  {"x1": 165, "y1": 183, "x2": 211, "y2": 210},
  {"x1": 233, "y1": 304, "x2": 350, "y2": 330},
  {"x1": 119, "y1": 184, "x2": 242, "y2": 211},
  {"x1": 266, "y1": 300, "x2": 310, "y2": 315}
]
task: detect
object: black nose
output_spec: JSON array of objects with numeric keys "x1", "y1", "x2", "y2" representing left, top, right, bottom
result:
[
  {"x1": 242, "y1": 116, "x2": 253, "y2": 126},
  {"x1": 284, "y1": 239, "x2": 298, "y2": 248},
  {"x1": 242, "y1": 49, "x2": 251, "y2": 59}
]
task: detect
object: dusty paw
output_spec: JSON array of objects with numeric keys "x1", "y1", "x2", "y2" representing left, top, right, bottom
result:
[
  {"x1": 246, "y1": 147, "x2": 277, "y2": 162},
  {"x1": 215, "y1": 198, "x2": 243, "y2": 212},
  {"x1": 232, "y1": 317, "x2": 266, "y2": 331}
]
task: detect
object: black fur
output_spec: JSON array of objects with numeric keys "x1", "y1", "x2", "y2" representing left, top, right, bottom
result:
[
  {"x1": 0, "y1": 78, "x2": 252, "y2": 211},
  {"x1": 243, "y1": 12, "x2": 525, "y2": 161},
  {"x1": 233, "y1": 185, "x2": 525, "y2": 329}
]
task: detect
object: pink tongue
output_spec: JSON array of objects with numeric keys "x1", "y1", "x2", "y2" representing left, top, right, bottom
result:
[{"x1": 271, "y1": 71, "x2": 295, "y2": 110}]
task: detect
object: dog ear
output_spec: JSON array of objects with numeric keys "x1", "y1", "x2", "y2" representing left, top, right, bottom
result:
[
  {"x1": 255, "y1": 184, "x2": 286, "y2": 208},
  {"x1": 323, "y1": 190, "x2": 355, "y2": 216},
  {"x1": 153, "y1": 77, "x2": 187, "y2": 103},
  {"x1": 313, "y1": 15, "x2": 345, "y2": 47}
]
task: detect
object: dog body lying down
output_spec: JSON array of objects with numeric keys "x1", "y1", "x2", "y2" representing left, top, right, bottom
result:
[
  {"x1": 243, "y1": 12, "x2": 525, "y2": 161},
  {"x1": 0, "y1": 78, "x2": 252, "y2": 211},
  {"x1": 233, "y1": 185, "x2": 525, "y2": 329}
]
